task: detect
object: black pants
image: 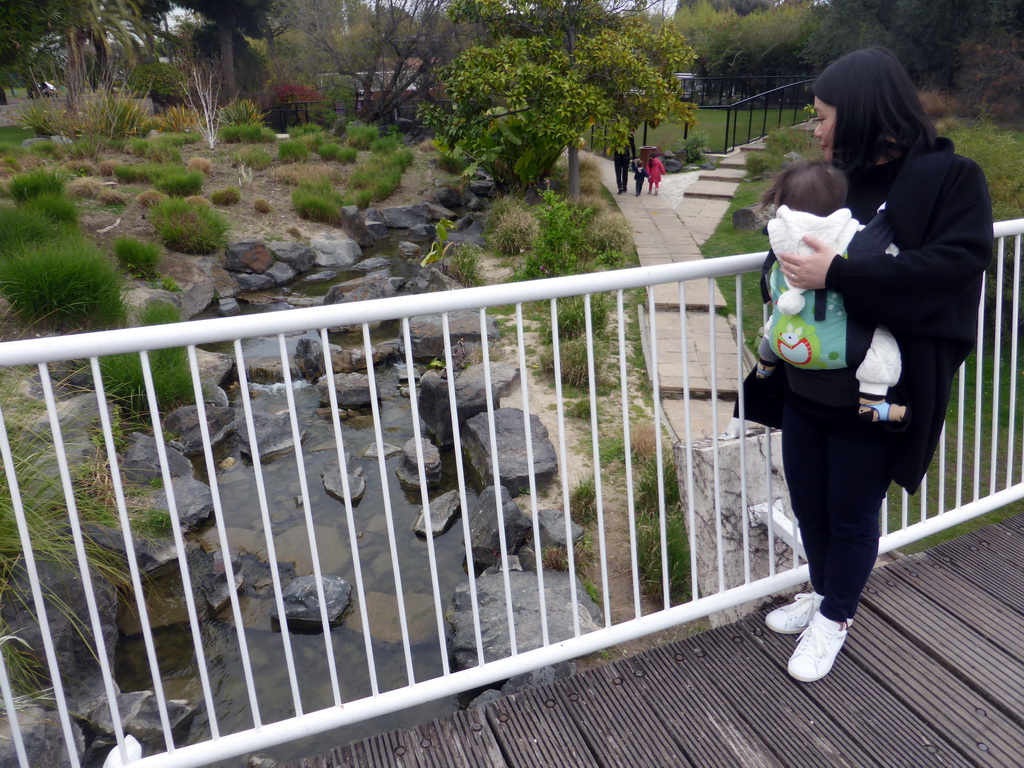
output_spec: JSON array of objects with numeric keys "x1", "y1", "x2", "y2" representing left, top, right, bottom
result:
[
  {"x1": 613, "y1": 154, "x2": 630, "y2": 191},
  {"x1": 634, "y1": 175, "x2": 645, "y2": 195},
  {"x1": 781, "y1": 404, "x2": 897, "y2": 623}
]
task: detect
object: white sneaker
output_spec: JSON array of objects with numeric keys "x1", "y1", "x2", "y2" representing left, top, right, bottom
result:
[
  {"x1": 765, "y1": 592, "x2": 823, "y2": 634},
  {"x1": 788, "y1": 612, "x2": 850, "y2": 682}
]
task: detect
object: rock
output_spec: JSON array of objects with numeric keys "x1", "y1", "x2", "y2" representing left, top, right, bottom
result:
[
  {"x1": 224, "y1": 240, "x2": 274, "y2": 273},
  {"x1": 124, "y1": 285, "x2": 185, "y2": 319},
  {"x1": 317, "y1": 372, "x2": 375, "y2": 408},
  {"x1": 163, "y1": 404, "x2": 235, "y2": 456},
  {"x1": 350, "y1": 256, "x2": 391, "y2": 273},
  {"x1": 294, "y1": 337, "x2": 326, "y2": 382},
  {"x1": 86, "y1": 690, "x2": 197, "y2": 744},
  {"x1": 303, "y1": 270, "x2": 338, "y2": 282},
  {"x1": 235, "y1": 272, "x2": 276, "y2": 292},
  {"x1": 462, "y1": 408, "x2": 558, "y2": 495},
  {"x1": 159, "y1": 253, "x2": 220, "y2": 317},
  {"x1": 783, "y1": 151, "x2": 804, "y2": 163},
  {"x1": 423, "y1": 201, "x2": 457, "y2": 221},
  {"x1": 194, "y1": 349, "x2": 235, "y2": 388},
  {"x1": 247, "y1": 755, "x2": 282, "y2": 768},
  {"x1": 122, "y1": 432, "x2": 194, "y2": 484},
  {"x1": 425, "y1": 186, "x2": 464, "y2": 209},
  {"x1": 446, "y1": 217, "x2": 487, "y2": 248},
  {"x1": 500, "y1": 661, "x2": 577, "y2": 695},
  {"x1": 468, "y1": 485, "x2": 531, "y2": 571},
  {"x1": 404, "y1": 265, "x2": 465, "y2": 295},
  {"x1": 395, "y1": 437, "x2": 442, "y2": 489},
  {"x1": 311, "y1": 232, "x2": 362, "y2": 267},
  {"x1": 265, "y1": 261, "x2": 298, "y2": 285},
  {"x1": 363, "y1": 208, "x2": 389, "y2": 240},
  {"x1": 413, "y1": 489, "x2": 462, "y2": 537},
  {"x1": 321, "y1": 455, "x2": 367, "y2": 505},
  {"x1": 235, "y1": 407, "x2": 302, "y2": 458},
  {"x1": 267, "y1": 241, "x2": 316, "y2": 272},
  {"x1": 0, "y1": 706, "x2": 84, "y2": 766},
  {"x1": 732, "y1": 202, "x2": 772, "y2": 232},
  {"x1": 323, "y1": 275, "x2": 397, "y2": 307},
  {"x1": 398, "y1": 241, "x2": 423, "y2": 259},
  {"x1": 468, "y1": 179, "x2": 496, "y2": 197},
  {"x1": 152, "y1": 476, "x2": 215, "y2": 531},
  {"x1": 339, "y1": 205, "x2": 373, "y2": 247},
  {"x1": 330, "y1": 340, "x2": 401, "y2": 373},
  {"x1": 449, "y1": 570, "x2": 601, "y2": 669},
  {"x1": 271, "y1": 575, "x2": 352, "y2": 630},
  {"x1": 406, "y1": 310, "x2": 499, "y2": 361},
  {"x1": 198, "y1": 549, "x2": 243, "y2": 613},
  {"x1": 245, "y1": 357, "x2": 300, "y2": 385},
  {"x1": 663, "y1": 158, "x2": 684, "y2": 173},
  {"x1": 21, "y1": 137, "x2": 51, "y2": 148},
  {"x1": 380, "y1": 202, "x2": 432, "y2": 229},
  {"x1": 362, "y1": 442, "x2": 403, "y2": 459},
  {"x1": 537, "y1": 508, "x2": 583, "y2": 549},
  {"x1": 417, "y1": 362, "x2": 520, "y2": 448},
  {"x1": 406, "y1": 224, "x2": 434, "y2": 241},
  {"x1": 218, "y1": 298, "x2": 241, "y2": 316},
  {"x1": 699, "y1": 161, "x2": 717, "y2": 170}
]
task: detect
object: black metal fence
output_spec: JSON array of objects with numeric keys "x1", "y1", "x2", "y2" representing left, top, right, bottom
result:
[
  {"x1": 678, "y1": 75, "x2": 814, "y2": 107},
  {"x1": 260, "y1": 101, "x2": 347, "y2": 133},
  {"x1": 695, "y1": 78, "x2": 816, "y2": 154}
]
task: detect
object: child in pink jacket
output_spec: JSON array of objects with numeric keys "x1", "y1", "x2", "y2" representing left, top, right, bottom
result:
[{"x1": 646, "y1": 154, "x2": 665, "y2": 195}]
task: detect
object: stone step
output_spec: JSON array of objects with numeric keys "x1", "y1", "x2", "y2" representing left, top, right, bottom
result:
[
  {"x1": 651, "y1": 281, "x2": 727, "y2": 313},
  {"x1": 683, "y1": 179, "x2": 738, "y2": 200},
  {"x1": 698, "y1": 168, "x2": 746, "y2": 182}
]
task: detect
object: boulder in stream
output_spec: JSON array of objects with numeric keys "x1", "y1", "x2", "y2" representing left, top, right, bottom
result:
[
  {"x1": 462, "y1": 408, "x2": 558, "y2": 495},
  {"x1": 271, "y1": 574, "x2": 353, "y2": 630}
]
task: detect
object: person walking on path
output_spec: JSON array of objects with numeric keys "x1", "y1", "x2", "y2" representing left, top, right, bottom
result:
[
  {"x1": 613, "y1": 138, "x2": 634, "y2": 194},
  {"x1": 646, "y1": 152, "x2": 665, "y2": 195},
  {"x1": 746, "y1": 46, "x2": 993, "y2": 683},
  {"x1": 631, "y1": 158, "x2": 648, "y2": 196}
]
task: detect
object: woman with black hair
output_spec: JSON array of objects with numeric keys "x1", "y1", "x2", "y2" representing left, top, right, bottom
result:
[{"x1": 751, "y1": 46, "x2": 993, "y2": 682}]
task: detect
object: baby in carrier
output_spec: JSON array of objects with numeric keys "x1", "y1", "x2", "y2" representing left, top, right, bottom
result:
[{"x1": 757, "y1": 160, "x2": 908, "y2": 424}]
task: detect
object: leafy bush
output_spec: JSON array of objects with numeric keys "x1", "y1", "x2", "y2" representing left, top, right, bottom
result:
[
  {"x1": 519, "y1": 190, "x2": 595, "y2": 279},
  {"x1": 151, "y1": 104, "x2": 200, "y2": 134},
  {"x1": 437, "y1": 150, "x2": 466, "y2": 175},
  {"x1": 149, "y1": 198, "x2": 230, "y2": 254},
  {"x1": 23, "y1": 193, "x2": 78, "y2": 226},
  {"x1": 79, "y1": 93, "x2": 149, "y2": 139},
  {"x1": 0, "y1": 237, "x2": 126, "y2": 330},
  {"x1": 487, "y1": 196, "x2": 539, "y2": 255},
  {"x1": 220, "y1": 124, "x2": 276, "y2": 143},
  {"x1": 220, "y1": 98, "x2": 266, "y2": 127},
  {"x1": 292, "y1": 182, "x2": 344, "y2": 223},
  {"x1": 675, "y1": 131, "x2": 708, "y2": 165},
  {"x1": 0, "y1": 206, "x2": 55, "y2": 261},
  {"x1": 231, "y1": 147, "x2": 273, "y2": 170},
  {"x1": 210, "y1": 187, "x2": 241, "y2": 205},
  {"x1": 16, "y1": 100, "x2": 70, "y2": 137},
  {"x1": 8, "y1": 169, "x2": 65, "y2": 203},
  {"x1": 153, "y1": 168, "x2": 204, "y2": 197},
  {"x1": 278, "y1": 140, "x2": 310, "y2": 163},
  {"x1": 344, "y1": 123, "x2": 378, "y2": 150},
  {"x1": 127, "y1": 62, "x2": 186, "y2": 100},
  {"x1": 114, "y1": 236, "x2": 162, "y2": 278},
  {"x1": 275, "y1": 84, "x2": 321, "y2": 104},
  {"x1": 100, "y1": 303, "x2": 192, "y2": 416}
]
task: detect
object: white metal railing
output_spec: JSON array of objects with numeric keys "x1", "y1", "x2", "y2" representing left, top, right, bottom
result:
[{"x1": 0, "y1": 220, "x2": 1021, "y2": 768}]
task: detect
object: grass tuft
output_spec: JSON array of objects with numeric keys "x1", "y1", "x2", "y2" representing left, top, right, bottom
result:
[{"x1": 149, "y1": 198, "x2": 230, "y2": 254}]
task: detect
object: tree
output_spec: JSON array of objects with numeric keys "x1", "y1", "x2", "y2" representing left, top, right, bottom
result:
[
  {"x1": 289, "y1": 0, "x2": 466, "y2": 123},
  {"x1": 0, "y1": 0, "x2": 64, "y2": 104},
  {"x1": 63, "y1": 0, "x2": 148, "y2": 108},
  {"x1": 424, "y1": 0, "x2": 695, "y2": 196},
  {"x1": 176, "y1": 0, "x2": 272, "y2": 98}
]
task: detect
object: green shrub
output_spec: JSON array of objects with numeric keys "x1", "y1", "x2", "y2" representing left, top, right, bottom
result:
[
  {"x1": 674, "y1": 131, "x2": 707, "y2": 165},
  {"x1": 220, "y1": 98, "x2": 266, "y2": 127},
  {"x1": 949, "y1": 121, "x2": 1024, "y2": 221},
  {"x1": 542, "y1": 293, "x2": 612, "y2": 344},
  {"x1": 569, "y1": 475, "x2": 598, "y2": 525},
  {"x1": 231, "y1": 147, "x2": 273, "y2": 170},
  {"x1": 220, "y1": 124, "x2": 276, "y2": 144},
  {"x1": 317, "y1": 142, "x2": 345, "y2": 161},
  {"x1": 126, "y1": 62, "x2": 186, "y2": 100},
  {"x1": 114, "y1": 164, "x2": 150, "y2": 183},
  {"x1": 278, "y1": 140, "x2": 310, "y2": 163},
  {"x1": 210, "y1": 187, "x2": 241, "y2": 205},
  {"x1": 744, "y1": 151, "x2": 774, "y2": 180},
  {"x1": 584, "y1": 211, "x2": 634, "y2": 262},
  {"x1": 149, "y1": 198, "x2": 230, "y2": 254},
  {"x1": 114, "y1": 236, "x2": 162, "y2": 278},
  {"x1": 100, "y1": 303, "x2": 192, "y2": 416},
  {"x1": 288, "y1": 123, "x2": 325, "y2": 140},
  {"x1": 153, "y1": 168, "x2": 204, "y2": 197},
  {"x1": 64, "y1": 136, "x2": 102, "y2": 161},
  {"x1": 370, "y1": 135, "x2": 401, "y2": 154},
  {"x1": 79, "y1": 92, "x2": 149, "y2": 139},
  {"x1": 634, "y1": 454, "x2": 688, "y2": 604},
  {"x1": 0, "y1": 237, "x2": 126, "y2": 330},
  {"x1": 8, "y1": 169, "x2": 64, "y2": 203},
  {"x1": 15, "y1": 100, "x2": 70, "y2": 137},
  {"x1": 164, "y1": 131, "x2": 201, "y2": 145},
  {"x1": 487, "y1": 196, "x2": 539, "y2": 255},
  {"x1": 540, "y1": 335, "x2": 606, "y2": 388},
  {"x1": 440, "y1": 243, "x2": 484, "y2": 287},
  {"x1": 22, "y1": 193, "x2": 78, "y2": 226},
  {"x1": 353, "y1": 188, "x2": 374, "y2": 209},
  {"x1": 344, "y1": 123, "x2": 378, "y2": 150},
  {"x1": 519, "y1": 189, "x2": 594, "y2": 279},
  {"x1": 28, "y1": 141, "x2": 60, "y2": 158},
  {"x1": 437, "y1": 151, "x2": 466, "y2": 175},
  {"x1": 291, "y1": 182, "x2": 344, "y2": 223},
  {"x1": 0, "y1": 206, "x2": 57, "y2": 261}
]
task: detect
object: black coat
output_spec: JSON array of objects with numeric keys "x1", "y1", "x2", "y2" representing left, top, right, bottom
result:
[{"x1": 744, "y1": 137, "x2": 993, "y2": 492}]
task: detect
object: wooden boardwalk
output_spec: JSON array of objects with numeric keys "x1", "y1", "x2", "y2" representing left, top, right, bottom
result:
[{"x1": 288, "y1": 512, "x2": 1024, "y2": 768}]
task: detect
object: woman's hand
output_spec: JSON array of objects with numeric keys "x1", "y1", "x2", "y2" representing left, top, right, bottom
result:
[{"x1": 776, "y1": 236, "x2": 837, "y2": 290}]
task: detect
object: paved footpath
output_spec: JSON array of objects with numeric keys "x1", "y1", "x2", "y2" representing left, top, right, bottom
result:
[{"x1": 594, "y1": 149, "x2": 763, "y2": 443}]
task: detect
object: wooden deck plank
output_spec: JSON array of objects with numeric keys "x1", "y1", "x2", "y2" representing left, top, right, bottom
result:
[
  {"x1": 844, "y1": 603, "x2": 1024, "y2": 766},
  {"x1": 737, "y1": 616, "x2": 975, "y2": 768},
  {"x1": 553, "y1": 665, "x2": 697, "y2": 767},
  {"x1": 682, "y1": 620, "x2": 874, "y2": 767},
  {"x1": 625, "y1": 642, "x2": 785, "y2": 767},
  {"x1": 485, "y1": 685, "x2": 599, "y2": 768}
]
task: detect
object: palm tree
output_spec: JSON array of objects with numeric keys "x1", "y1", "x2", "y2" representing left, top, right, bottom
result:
[{"x1": 64, "y1": 0, "x2": 149, "y2": 108}]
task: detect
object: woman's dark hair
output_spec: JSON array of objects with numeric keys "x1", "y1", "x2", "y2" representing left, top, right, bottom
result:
[
  {"x1": 761, "y1": 161, "x2": 848, "y2": 217},
  {"x1": 813, "y1": 46, "x2": 937, "y2": 178}
]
